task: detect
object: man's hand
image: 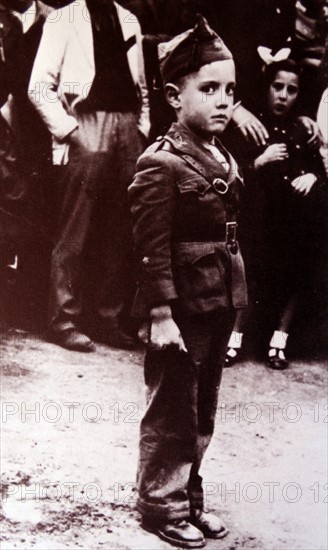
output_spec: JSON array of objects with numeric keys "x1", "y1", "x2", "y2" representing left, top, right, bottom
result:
[
  {"x1": 291, "y1": 173, "x2": 317, "y2": 196},
  {"x1": 139, "y1": 305, "x2": 187, "y2": 352},
  {"x1": 254, "y1": 143, "x2": 288, "y2": 169},
  {"x1": 298, "y1": 116, "x2": 322, "y2": 148},
  {"x1": 232, "y1": 104, "x2": 269, "y2": 147}
]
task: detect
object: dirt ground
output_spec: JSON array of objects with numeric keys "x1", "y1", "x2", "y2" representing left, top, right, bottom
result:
[{"x1": 0, "y1": 328, "x2": 327, "y2": 550}]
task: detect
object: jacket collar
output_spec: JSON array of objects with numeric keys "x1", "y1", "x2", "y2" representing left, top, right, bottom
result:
[
  {"x1": 72, "y1": 1, "x2": 94, "y2": 70},
  {"x1": 165, "y1": 123, "x2": 242, "y2": 185}
]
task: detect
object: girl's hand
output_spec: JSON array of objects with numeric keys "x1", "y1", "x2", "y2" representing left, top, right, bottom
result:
[
  {"x1": 255, "y1": 144, "x2": 289, "y2": 168},
  {"x1": 291, "y1": 173, "x2": 317, "y2": 196}
]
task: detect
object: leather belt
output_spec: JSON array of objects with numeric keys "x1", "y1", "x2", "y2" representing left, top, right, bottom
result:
[{"x1": 174, "y1": 222, "x2": 238, "y2": 253}]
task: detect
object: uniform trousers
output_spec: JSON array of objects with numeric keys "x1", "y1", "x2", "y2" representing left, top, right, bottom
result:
[
  {"x1": 137, "y1": 308, "x2": 235, "y2": 520},
  {"x1": 48, "y1": 111, "x2": 142, "y2": 332}
]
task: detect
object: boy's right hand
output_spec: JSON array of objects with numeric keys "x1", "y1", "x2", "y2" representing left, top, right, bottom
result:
[
  {"x1": 147, "y1": 305, "x2": 187, "y2": 352},
  {"x1": 255, "y1": 143, "x2": 288, "y2": 168}
]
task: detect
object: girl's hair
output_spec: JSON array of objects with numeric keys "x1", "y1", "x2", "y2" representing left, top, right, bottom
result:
[
  {"x1": 263, "y1": 59, "x2": 301, "y2": 88},
  {"x1": 258, "y1": 59, "x2": 301, "y2": 115}
]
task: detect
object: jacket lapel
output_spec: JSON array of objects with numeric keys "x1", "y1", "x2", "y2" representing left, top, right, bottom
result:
[
  {"x1": 214, "y1": 136, "x2": 243, "y2": 186},
  {"x1": 73, "y1": 1, "x2": 94, "y2": 72},
  {"x1": 165, "y1": 123, "x2": 242, "y2": 185}
]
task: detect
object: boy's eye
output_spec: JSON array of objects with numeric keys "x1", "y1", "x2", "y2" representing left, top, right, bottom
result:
[
  {"x1": 200, "y1": 83, "x2": 235, "y2": 96},
  {"x1": 200, "y1": 84, "x2": 218, "y2": 94}
]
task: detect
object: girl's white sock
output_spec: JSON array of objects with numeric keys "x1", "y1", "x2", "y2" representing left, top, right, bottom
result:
[
  {"x1": 227, "y1": 331, "x2": 243, "y2": 349},
  {"x1": 269, "y1": 330, "x2": 288, "y2": 350}
]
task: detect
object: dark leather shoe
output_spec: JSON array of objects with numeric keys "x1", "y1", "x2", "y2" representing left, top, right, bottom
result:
[
  {"x1": 49, "y1": 328, "x2": 95, "y2": 352},
  {"x1": 142, "y1": 518, "x2": 206, "y2": 548},
  {"x1": 224, "y1": 347, "x2": 239, "y2": 367},
  {"x1": 267, "y1": 349, "x2": 288, "y2": 370},
  {"x1": 190, "y1": 510, "x2": 229, "y2": 539}
]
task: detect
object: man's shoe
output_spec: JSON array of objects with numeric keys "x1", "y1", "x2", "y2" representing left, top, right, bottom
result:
[
  {"x1": 142, "y1": 518, "x2": 206, "y2": 548},
  {"x1": 190, "y1": 510, "x2": 229, "y2": 539},
  {"x1": 267, "y1": 348, "x2": 288, "y2": 370},
  {"x1": 49, "y1": 328, "x2": 95, "y2": 352}
]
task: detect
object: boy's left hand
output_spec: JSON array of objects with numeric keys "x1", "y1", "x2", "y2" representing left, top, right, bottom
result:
[{"x1": 291, "y1": 173, "x2": 317, "y2": 196}]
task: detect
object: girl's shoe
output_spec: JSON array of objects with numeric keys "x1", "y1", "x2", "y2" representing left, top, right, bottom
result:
[
  {"x1": 224, "y1": 347, "x2": 239, "y2": 367},
  {"x1": 267, "y1": 348, "x2": 288, "y2": 370}
]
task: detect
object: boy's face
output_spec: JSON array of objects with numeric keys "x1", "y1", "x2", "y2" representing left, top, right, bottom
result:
[
  {"x1": 267, "y1": 70, "x2": 299, "y2": 117},
  {"x1": 168, "y1": 60, "x2": 236, "y2": 140}
]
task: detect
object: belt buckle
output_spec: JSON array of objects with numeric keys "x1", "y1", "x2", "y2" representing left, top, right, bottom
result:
[
  {"x1": 226, "y1": 221, "x2": 238, "y2": 254},
  {"x1": 213, "y1": 178, "x2": 229, "y2": 194}
]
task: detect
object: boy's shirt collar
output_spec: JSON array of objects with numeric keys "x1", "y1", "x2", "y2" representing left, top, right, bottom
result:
[{"x1": 201, "y1": 137, "x2": 230, "y2": 173}]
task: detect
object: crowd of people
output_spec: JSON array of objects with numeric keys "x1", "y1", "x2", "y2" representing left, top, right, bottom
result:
[{"x1": 0, "y1": 0, "x2": 327, "y2": 364}]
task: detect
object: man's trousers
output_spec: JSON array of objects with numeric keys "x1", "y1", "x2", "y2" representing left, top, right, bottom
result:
[
  {"x1": 48, "y1": 111, "x2": 142, "y2": 333},
  {"x1": 137, "y1": 308, "x2": 235, "y2": 520}
]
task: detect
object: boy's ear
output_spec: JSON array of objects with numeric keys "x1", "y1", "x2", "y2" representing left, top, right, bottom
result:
[{"x1": 165, "y1": 83, "x2": 182, "y2": 109}]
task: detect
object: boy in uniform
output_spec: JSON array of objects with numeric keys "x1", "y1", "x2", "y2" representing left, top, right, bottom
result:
[{"x1": 129, "y1": 16, "x2": 247, "y2": 548}]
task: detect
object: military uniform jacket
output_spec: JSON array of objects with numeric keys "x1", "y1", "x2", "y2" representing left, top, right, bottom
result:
[{"x1": 129, "y1": 123, "x2": 248, "y2": 318}]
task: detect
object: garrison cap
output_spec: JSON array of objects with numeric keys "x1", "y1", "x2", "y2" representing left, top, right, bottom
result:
[{"x1": 158, "y1": 15, "x2": 233, "y2": 85}]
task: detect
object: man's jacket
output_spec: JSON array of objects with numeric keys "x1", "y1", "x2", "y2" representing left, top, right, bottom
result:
[
  {"x1": 28, "y1": 0, "x2": 150, "y2": 164},
  {"x1": 0, "y1": 7, "x2": 22, "y2": 108},
  {"x1": 129, "y1": 123, "x2": 248, "y2": 318}
]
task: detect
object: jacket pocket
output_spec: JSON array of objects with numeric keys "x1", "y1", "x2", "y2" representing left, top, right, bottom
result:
[{"x1": 173, "y1": 242, "x2": 229, "y2": 314}]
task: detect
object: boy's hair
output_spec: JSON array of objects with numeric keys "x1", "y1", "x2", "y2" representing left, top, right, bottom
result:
[{"x1": 169, "y1": 72, "x2": 195, "y2": 89}]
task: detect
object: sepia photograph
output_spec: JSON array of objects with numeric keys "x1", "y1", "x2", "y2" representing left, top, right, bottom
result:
[{"x1": 1, "y1": 1, "x2": 327, "y2": 549}]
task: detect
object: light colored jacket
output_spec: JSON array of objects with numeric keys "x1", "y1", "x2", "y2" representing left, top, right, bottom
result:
[{"x1": 28, "y1": 0, "x2": 150, "y2": 164}]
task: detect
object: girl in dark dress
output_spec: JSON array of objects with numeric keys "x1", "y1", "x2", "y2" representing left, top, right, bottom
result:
[{"x1": 226, "y1": 59, "x2": 326, "y2": 369}]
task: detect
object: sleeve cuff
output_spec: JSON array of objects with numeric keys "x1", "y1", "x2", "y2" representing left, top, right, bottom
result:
[
  {"x1": 54, "y1": 116, "x2": 78, "y2": 142},
  {"x1": 148, "y1": 279, "x2": 178, "y2": 307}
]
